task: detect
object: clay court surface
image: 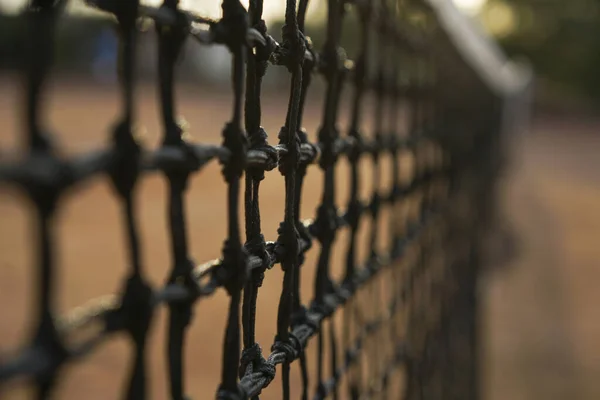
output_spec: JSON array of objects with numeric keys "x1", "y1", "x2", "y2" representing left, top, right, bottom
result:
[{"x1": 0, "y1": 82, "x2": 599, "y2": 399}]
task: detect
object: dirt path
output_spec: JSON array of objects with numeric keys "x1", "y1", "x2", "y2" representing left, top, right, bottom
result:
[{"x1": 483, "y1": 118, "x2": 600, "y2": 400}]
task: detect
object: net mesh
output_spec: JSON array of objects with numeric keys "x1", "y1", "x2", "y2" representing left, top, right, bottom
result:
[{"x1": 0, "y1": 0, "x2": 523, "y2": 398}]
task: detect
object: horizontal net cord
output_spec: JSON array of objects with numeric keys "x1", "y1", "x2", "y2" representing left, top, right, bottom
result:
[{"x1": 0, "y1": 0, "x2": 521, "y2": 398}]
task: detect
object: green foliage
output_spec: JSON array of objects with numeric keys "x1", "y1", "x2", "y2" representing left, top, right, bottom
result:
[{"x1": 487, "y1": 0, "x2": 600, "y2": 104}]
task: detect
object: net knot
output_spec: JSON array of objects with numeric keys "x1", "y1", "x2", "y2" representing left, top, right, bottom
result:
[
  {"x1": 302, "y1": 142, "x2": 320, "y2": 167},
  {"x1": 23, "y1": 153, "x2": 70, "y2": 216},
  {"x1": 277, "y1": 126, "x2": 301, "y2": 176},
  {"x1": 311, "y1": 286, "x2": 337, "y2": 317},
  {"x1": 168, "y1": 258, "x2": 199, "y2": 313},
  {"x1": 245, "y1": 234, "x2": 267, "y2": 260},
  {"x1": 244, "y1": 234, "x2": 270, "y2": 286},
  {"x1": 221, "y1": 122, "x2": 248, "y2": 183},
  {"x1": 279, "y1": 24, "x2": 306, "y2": 72},
  {"x1": 116, "y1": 275, "x2": 154, "y2": 342},
  {"x1": 291, "y1": 305, "x2": 308, "y2": 328},
  {"x1": 296, "y1": 221, "x2": 312, "y2": 246},
  {"x1": 253, "y1": 20, "x2": 276, "y2": 78},
  {"x1": 91, "y1": 0, "x2": 137, "y2": 26},
  {"x1": 345, "y1": 346, "x2": 359, "y2": 366},
  {"x1": 303, "y1": 35, "x2": 317, "y2": 70},
  {"x1": 161, "y1": 121, "x2": 185, "y2": 147},
  {"x1": 388, "y1": 182, "x2": 401, "y2": 204},
  {"x1": 297, "y1": 128, "x2": 319, "y2": 168},
  {"x1": 319, "y1": 45, "x2": 346, "y2": 82},
  {"x1": 369, "y1": 192, "x2": 381, "y2": 218},
  {"x1": 275, "y1": 221, "x2": 299, "y2": 270},
  {"x1": 217, "y1": 239, "x2": 249, "y2": 296},
  {"x1": 272, "y1": 333, "x2": 300, "y2": 363},
  {"x1": 295, "y1": 221, "x2": 312, "y2": 265},
  {"x1": 353, "y1": 55, "x2": 367, "y2": 87},
  {"x1": 156, "y1": 3, "x2": 188, "y2": 64},
  {"x1": 216, "y1": 385, "x2": 247, "y2": 400},
  {"x1": 109, "y1": 120, "x2": 141, "y2": 199},
  {"x1": 388, "y1": 134, "x2": 400, "y2": 153},
  {"x1": 310, "y1": 302, "x2": 329, "y2": 319},
  {"x1": 212, "y1": 0, "x2": 248, "y2": 51},
  {"x1": 312, "y1": 204, "x2": 338, "y2": 244},
  {"x1": 317, "y1": 125, "x2": 339, "y2": 169},
  {"x1": 31, "y1": 314, "x2": 67, "y2": 388},
  {"x1": 28, "y1": 126, "x2": 54, "y2": 153},
  {"x1": 248, "y1": 126, "x2": 268, "y2": 149},
  {"x1": 239, "y1": 343, "x2": 261, "y2": 375},
  {"x1": 299, "y1": 309, "x2": 320, "y2": 332},
  {"x1": 238, "y1": 343, "x2": 275, "y2": 387},
  {"x1": 247, "y1": 127, "x2": 277, "y2": 180},
  {"x1": 347, "y1": 128, "x2": 364, "y2": 163},
  {"x1": 254, "y1": 18, "x2": 267, "y2": 36},
  {"x1": 345, "y1": 199, "x2": 363, "y2": 231},
  {"x1": 161, "y1": 130, "x2": 202, "y2": 190},
  {"x1": 391, "y1": 236, "x2": 406, "y2": 260},
  {"x1": 297, "y1": 127, "x2": 309, "y2": 145}
]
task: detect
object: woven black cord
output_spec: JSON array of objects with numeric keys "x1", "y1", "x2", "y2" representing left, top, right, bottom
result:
[
  {"x1": 25, "y1": 0, "x2": 56, "y2": 153},
  {"x1": 311, "y1": 1, "x2": 347, "y2": 398},
  {"x1": 289, "y1": 2, "x2": 313, "y2": 399},
  {"x1": 217, "y1": 1, "x2": 250, "y2": 399},
  {"x1": 342, "y1": 3, "x2": 372, "y2": 397},
  {"x1": 368, "y1": 0, "x2": 387, "y2": 262},
  {"x1": 0, "y1": 0, "x2": 521, "y2": 398},
  {"x1": 382, "y1": 8, "x2": 403, "y2": 400},
  {"x1": 362, "y1": 1, "x2": 390, "y2": 393},
  {"x1": 107, "y1": 2, "x2": 156, "y2": 399},
  {"x1": 239, "y1": 2, "x2": 276, "y2": 400},
  {"x1": 20, "y1": 2, "x2": 67, "y2": 398},
  {"x1": 272, "y1": 1, "x2": 307, "y2": 398},
  {"x1": 155, "y1": 2, "x2": 198, "y2": 399},
  {"x1": 26, "y1": 8, "x2": 66, "y2": 399}
]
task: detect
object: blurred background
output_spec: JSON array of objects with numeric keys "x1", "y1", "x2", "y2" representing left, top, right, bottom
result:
[{"x1": 0, "y1": 0, "x2": 599, "y2": 399}]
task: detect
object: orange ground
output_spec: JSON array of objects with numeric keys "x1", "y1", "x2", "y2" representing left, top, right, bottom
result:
[{"x1": 483, "y1": 116, "x2": 600, "y2": 400}]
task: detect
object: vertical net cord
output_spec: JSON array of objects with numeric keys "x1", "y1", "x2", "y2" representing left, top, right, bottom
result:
[
  {"x1": 290, "y1": 0, "x2": 316, "y2": 400},
  {"x1": 24, "y1": 2, "x2": 66, "y2": 398},
  {"x1": 381, "y1": 3, "x2": 402, "y2": 397},
  {"x1": 217, "y1": 0, "x2": 249, "y2": 398},
  {"x1": 342, "y1": 3, "x2": 372, "y2": 397},
  {"x1": 272, "y1": 0, "x2": 306, "y2": 398},
  {"x1": 383, "y1": 2, "x2": 403, "y2": 396},
  {"x1": 327, "y1": 5, "x2": 346, "y2": 398},
  {"x1": 154, "y1": 1, "x2": 197, "y2": 399},
  {"x1": 240, "y1": 0, "x2": 262, "y2": 395},
  {"x1": 239, "y1": 0, "x2": 277, "y2": 399},
  {"x1": 290, "y1": 1, "x2": 312, "y2": 399},
  {"x1": 312, "y1": 1, "x2": 345, "y2": 398},
  {"x1": 410, "y1": 28, "x2": 439, "y2": 399},
  {"x1": 110, "y1": 1, "x2": 156, "y2": 399},
  {"x1": 405, "y1": 43, "x2": 420, "y2": 400},
  {"x1": 363, "y1": 0, "x2": 388, "y2": 394}
]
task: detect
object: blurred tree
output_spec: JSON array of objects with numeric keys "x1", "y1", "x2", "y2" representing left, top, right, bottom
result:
[{"x1": 482, "y1": 0, "x2": 600, "y2": 105}]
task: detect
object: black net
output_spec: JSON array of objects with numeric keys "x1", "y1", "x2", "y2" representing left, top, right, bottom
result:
[{"x1": 0, "y1": 0, "x2": 529, "y2": 399}]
